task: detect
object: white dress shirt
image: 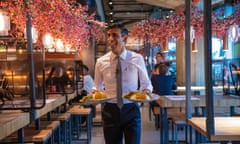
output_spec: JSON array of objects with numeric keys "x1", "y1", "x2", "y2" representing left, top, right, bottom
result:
[
  {"x1": 93, "y1": 49, "x2": 153, "y2": 103},
  {"x1": 83, "y1": 74, "x2": 94, "y2": 94}
]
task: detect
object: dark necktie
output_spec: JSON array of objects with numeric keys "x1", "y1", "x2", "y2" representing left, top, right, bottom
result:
[{"x1": 116, "y1": 56, "x2": 123, "y2": 108}]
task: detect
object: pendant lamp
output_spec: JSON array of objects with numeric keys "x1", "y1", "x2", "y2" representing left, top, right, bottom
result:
[
  {"x1": 191, "y1": 38, "x2": 198, "y2": 52},
  {"x1": 0, "y1": 10, "x2": 10, "y2": 36},
  {"x1": 163, "y1": 38, "x2": 168, "y2": 53},
  {"x1": 223, "y1": 33, "x2": 228, "y2": 51}
]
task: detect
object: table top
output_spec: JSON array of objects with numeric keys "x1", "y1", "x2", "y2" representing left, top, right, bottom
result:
[
  {"x1": 156, "y1": 95, "x2": 201, "y2": 108},
  {"x1": 0, "y1": 92, "x2": 78, "y2": 140},
  {"x1": 175, "y1": 86, "x2": 223, "y2": 91},
  {"x1": 0, "y1": 111, "x2": 30, "y2": 140},
  {"x1": 156, "y1": 95, "x2": 240, "y2": 108},
  {"x1": 67, "y1": 91, "x2": 77, "y2": 101},
  {"x1": 188, "y1": 117, "x2": 240, "y2": 141},
  {"x1": 35, "y1": 95, "x2": 66, "y2": 118}
]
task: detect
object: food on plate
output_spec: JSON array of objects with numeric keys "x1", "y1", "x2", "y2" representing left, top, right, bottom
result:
[
  {"x1": 80, "y1": 91, "x2": 107, "y2": 102},
  {"x1": 124, "y1": 91, "x2": 149, "y2": 100},
  {"x1": 80, "y1": 94, "x2": 93, "y2": 102},
  {"x1": 135, "y1": 92, "x2": 146, "y2": 100},
  {"x1": 94, "y1": 91, "x2": 107, "y2": 99}
]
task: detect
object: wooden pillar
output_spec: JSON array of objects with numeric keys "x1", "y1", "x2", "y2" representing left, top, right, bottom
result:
[
  {"x1": 192, "y1": 37, "x2": 205, "y2": 86},
  {"x1": 176, "y1": 38, "x2": 205, "y2": 89},
  {"x1": 176, "y1": 39, "x2": 186, "y2": 86}
]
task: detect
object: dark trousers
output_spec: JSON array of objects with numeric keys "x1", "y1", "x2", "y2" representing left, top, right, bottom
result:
[{"x1": 102, "y1": 103, "x2": 141, "y2": 144}]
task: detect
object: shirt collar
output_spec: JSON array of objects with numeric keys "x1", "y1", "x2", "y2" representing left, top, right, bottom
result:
[{"x1": 110, "y1": 49, "x2": 127, "y2": 60}]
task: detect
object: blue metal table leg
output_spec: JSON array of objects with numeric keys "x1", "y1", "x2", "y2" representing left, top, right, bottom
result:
[
  {"x1": 160, "y1": 107, "x2": 168, "y2": 144},
  {"x1": 17, "y1": 128, "x2": 24, "y2": 144}
]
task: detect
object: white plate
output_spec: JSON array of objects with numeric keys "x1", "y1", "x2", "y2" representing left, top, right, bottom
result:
[
  {"x1": 80, "y1": 97, "x2": 114, "y2": 105},
  {"x1": 124, "y1": 93, "x2": 160, "y2": 103}
]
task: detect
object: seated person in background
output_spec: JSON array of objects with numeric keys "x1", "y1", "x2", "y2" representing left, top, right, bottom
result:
[
  {"x1": 151, "y1": 64, "x2": 177, "y2": 96},
  {"x1": 72, "y1": 64, "x2": 94, "y2": 101},
  {"x1": 155, "y1": 52, "x2": 171, "y2": 67},
  {"x1": 72, "y1": 65, "x2": 96, "y2": 118},
  {"x1": 150, "y1": 64, "x2": 177, "y2": 110},
  {"x1": 46, "y1": 66, "x2": 72, "y2": 93},
  {"x1": 151, "y1": 63, "x2": 160, "y2": 75},
  {"x1": 150, "y1": 64, "x2": 177, "y2": 128},
  {"x1": 82, "y1": 65, "x2": 94, "y2": 96}
]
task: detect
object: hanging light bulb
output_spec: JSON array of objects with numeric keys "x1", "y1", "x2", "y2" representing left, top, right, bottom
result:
[
  {"x1": 65, "y1": 44, "x2": 71, "y2": 54},
  {"x1": 0, "y1": 10, "x2": 10, "y2": 36},
  {"x1": 42, "y1": 33, "x2": 54, "y2": 49},
  {"x1": 55, "y1": 39, "x2": 64, "y2": 52}
]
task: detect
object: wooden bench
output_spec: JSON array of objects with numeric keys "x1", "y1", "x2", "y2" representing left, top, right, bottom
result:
[
  {"x1": 67, "y1": 105, "x2": 92, "y2": 144},
  {"x1": 152, "y1": 106, "x2": 183, "y2": 130},
  {"x1": 2, "y1": 121, "x2": 60, "y2": 144},
  {"x1": 29, "y1": 121, "x2": 61, "y2": 144},
  {"x1": 41, "y1": 113, "x2": 71, "y2": 144},
  {"x1": 169, "y1": 113, "x2": 189, "y2": 144},
  {"x1": 1, "y1": 128, "x2": 52, "y2": 144}
]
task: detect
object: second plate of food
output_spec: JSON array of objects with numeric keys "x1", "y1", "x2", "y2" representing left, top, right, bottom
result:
[
  {"x1": 123, "y1": 91, "x2": 159, "y2": 103},
  {"x1": 80, "y1": 91, "x2": 113, "y2": 105}
]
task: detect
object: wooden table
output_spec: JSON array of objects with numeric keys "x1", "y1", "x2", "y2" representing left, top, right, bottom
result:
[
  {"x1": 156, "y1": 95, "x2": 240, "y2": 144},
  {"x1": 0, "y1": 111, "x2": 30, "y2": 142},
  {"x1": 188, "y1": 117, "x2": 240, "y2": 141},
  {"x1": 174, "y1": 86, "x2": 223, "y2": 95},
  {"x1": 197, "y1": 95, "x2": 240, "y2": 116},
  {"x1": 67, "y1": 91, "x2": 76, "y2": 101},
  {"x1": 35, "y1": 94, "x2": 66, "y2": 119},
  {"x1": 156, "y1": 95, "x2": 200, "y2": 144},
  {"x1": 0, "y1": 93, "x2": 76, "y2": 142}
]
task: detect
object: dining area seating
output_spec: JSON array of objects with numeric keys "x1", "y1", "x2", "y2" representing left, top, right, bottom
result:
[{"x1": 155, "y1": 94, "x2": 240, "y2": 144}]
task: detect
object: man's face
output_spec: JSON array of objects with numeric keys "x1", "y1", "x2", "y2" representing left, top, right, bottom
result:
[
  {"x1": 156, "y1": 53, "x2": 166, "y2": 63},
  {"x1": 107, "y1": 27, "x2": 125, "y2": 55},
  {"x1": 156, "y1": 54, "x2": 163, "y2": 63}
]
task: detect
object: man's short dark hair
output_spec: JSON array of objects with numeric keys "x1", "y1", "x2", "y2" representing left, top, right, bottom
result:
[
  {"x1": 158, "y1": 64, "x2": 169, "y2": 75},
  {"x1": 157, "y1": 52, "x2": 164, "y2": 57},
  {"x1": 107, "y1": 23, "x2": 128, "y2": 36}
]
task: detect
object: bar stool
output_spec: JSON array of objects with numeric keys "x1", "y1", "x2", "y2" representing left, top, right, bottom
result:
[
  {"x1": 42, "y1": 113, "x2": 72, "y2": 144},
  {"x1": 1, "y1": 121, "x2": 59, "y2": 144},
  {"x1": 29, "y1": 121, "x2": 61, "y2": 144},
  {"x1": 67, "y1": 105, "x2": 92, "y2": 144},
  {"x1": 168, "y1": 111, "x2": 192, "y2": 144}
]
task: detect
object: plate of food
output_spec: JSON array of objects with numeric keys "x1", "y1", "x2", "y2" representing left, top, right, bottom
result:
[
  {"x1": 123, "y1": 91, "x2": 159, "y2": 102},
  {"x1": 79, "y1": 91, "x2": 113, "y2": 105}
]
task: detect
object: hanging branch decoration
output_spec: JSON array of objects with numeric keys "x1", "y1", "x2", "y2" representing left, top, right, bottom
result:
[
  {"x1": 0, "y1": 0, "x2": 105, "y2": 50},
  {"x1": 130, "y1": 3, "x2": 240, "y2": 46}
]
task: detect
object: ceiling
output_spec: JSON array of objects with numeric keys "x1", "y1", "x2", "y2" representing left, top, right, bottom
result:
[
  {"x1": 99, "y1": 0, "x2": 226, "y2": 29},
  {"x1": 101, "y1": 0, "x2": 173, "y2": 27}
]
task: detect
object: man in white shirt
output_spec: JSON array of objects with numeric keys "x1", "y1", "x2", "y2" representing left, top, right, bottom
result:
[
  {"x1": 82, "y1": 65, "x2": 94, "y2": 94},
  {"x1": 92, "y1": 24, "x2": 152, "y2": 144}
]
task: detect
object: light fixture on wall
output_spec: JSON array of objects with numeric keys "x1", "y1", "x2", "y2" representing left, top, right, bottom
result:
[
  {"x1": 55, "y1": 39, "x2": 64, "y2": 52},
  {"x1": 0, "y1": 9, "x2": 10, "y2": 36},
  {"x1": 190, "y1": 26, "x2": 195, "y2": 43},
  {"x1": 223, "y1": 33, "x2": 228, "y2": 51},
  {"x1": 42, "y1": 33, "x2": 54, "y2": 51},
  {"x1": 229, "y1": 24, "x2": 238, "y2": 42}
]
